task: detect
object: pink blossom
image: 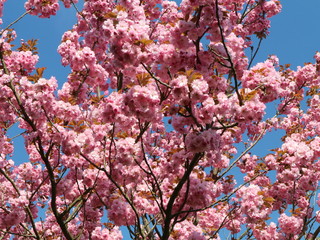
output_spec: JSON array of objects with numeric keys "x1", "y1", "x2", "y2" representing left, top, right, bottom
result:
[
  {"x1": 5, "y1": 51, "x2": 38, "y2": 73},
  {"x1": 108, "y1": 198, "x2": 136, "y2": 226},
  {"x1": 253, "y1": 222, "x2": 279, "y2": 240},
  {"x1": 124, "y1": 84, "x2": 160, "y2": 121},
  {"x1": 91, "y1": 226, "x2": 122, "y2": 240},
  {"x1": 25, "y1": 0, "x2": 59, "y2": 18},
  {"x1": 185, "y1": 130, "x2": 220, "y2": 153},
  {"x1": 278, "y1": 214, "x2": 303, "y2": 235},
  {"x1": 1, "y1": 0, "x2": 319, "y2": 239}
]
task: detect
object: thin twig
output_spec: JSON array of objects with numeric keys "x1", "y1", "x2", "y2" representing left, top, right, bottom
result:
[
  {"x1": 141, "y1": 62, "x2": 172, "y2": 89},
  {"x1": 80, "y1": 153, "x2": 146, "y2": 239},
  {"x1": 248, "y1": 37, "x2": 263, "y2": 69},
  {"x1": 0, "y1": 10, "x2": 30, "y2": 36},
  {"x1": 218, "y1": 121, "x2": 268, "y2": 180},
  {"x1": 214, "y1": 0, "x2": 243, "y2": 106}
]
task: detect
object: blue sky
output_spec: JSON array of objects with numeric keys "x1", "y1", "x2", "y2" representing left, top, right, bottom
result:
[
  {"x1": 257, "y1": 0, "x2": 320, "y2": 67},
  {"x1": 1, "y1": 0, "x2": 320, "y2": 237}
]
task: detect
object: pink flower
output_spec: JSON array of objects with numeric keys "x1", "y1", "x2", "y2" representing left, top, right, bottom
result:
[
  {"x1": 5, "y1": 51, "x2": 39, "y2": 73},
  {"x1": 25, "y1": 0, "x2": 60, "y2": 18},
  {"x1": 253, "y1": 222, "x2": 279, "y2": 240},
  {"x1": 108, "y1": 198, "x2": 136, "y2": 226},
  {"x1": 124, "y1": 84, "x2": 160, "y2": 121},
  {"x1": 171, "y1": 75, "x2": 189, "y2": 100},
  {"x1": 91, "y1": 226, "x2": 122, "y2": 240},
  {"x1": 278, "y1": 214, "x2": 303, "y2": 235},
  {"x1": 185, "y1": 130, "x2": 220, "y2": 153},
  {"x1": 242, "y1": 59, "x2": 283, "y2": 102}
]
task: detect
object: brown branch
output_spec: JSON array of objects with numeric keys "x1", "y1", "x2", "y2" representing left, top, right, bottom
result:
[
  {"x1": 311, "y1": 226, "x2": 320, "y2": 240},
  {"x1": 162, "y1": 152, "x2": 204, "y2": 240},
  {"x1": 193, "y1": 27, "x2": 210, "y2": 66},
  {"x1": 0, "y1": 168, "x2": 41, "y2": 239},
  {"x1": 80, "y1": 153, "x2": 146, "y2": 239},
  {"x1": 171, "y1": 169, "x2": 267, "y2": 219},
  {"x1": 141, "y1": 62, "x2": 173, "y2": 89},
  {"x1": 135, "y1": 120, "x2": 151, "y2": 143},
  {"x1": 248, "y1": 37, "x2": 263, "y2": 69},
  {"x1": 214, "y1": 0, "x2": 243, "y2": 106},
  {"x1": 138, "y1": 139, "x2": 165, "y2": 218}
]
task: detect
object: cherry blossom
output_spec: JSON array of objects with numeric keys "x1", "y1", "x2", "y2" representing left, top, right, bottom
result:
[{"x1": 0, "y1": 0, "x2": 319, "y2": 239}]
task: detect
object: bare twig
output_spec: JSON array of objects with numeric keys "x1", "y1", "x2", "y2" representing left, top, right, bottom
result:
[
  {"x1": 214, "y1": 0, "x2": 243, "y2": 106},
  {"x1": 0, "y1": 11, "x2": 30, "y2": 37},
  {"x1": 141, "y1": 62, "x2": 173, "y2": 89},
  {"x1": 248, "y1": 37, "x2": 263, "y2": 69},
  {"x1": 218, "y1": 123, "x2": 267, "y2": 180}
]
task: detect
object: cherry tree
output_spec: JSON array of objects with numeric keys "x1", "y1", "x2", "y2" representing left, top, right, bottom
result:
[{"x1": 0, "y1": 0, "x2": 319, "y2": 239}]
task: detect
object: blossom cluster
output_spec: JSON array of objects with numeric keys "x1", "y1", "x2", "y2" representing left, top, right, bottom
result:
[{"x1": 0, "y1": 0, "x2": 320, "y2": 239}]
